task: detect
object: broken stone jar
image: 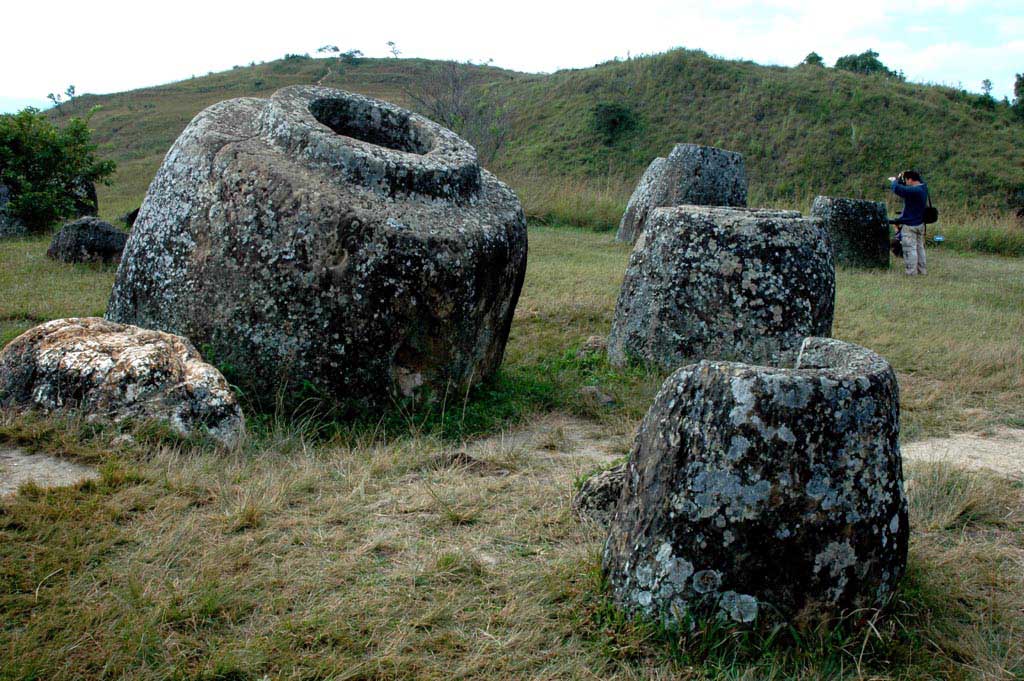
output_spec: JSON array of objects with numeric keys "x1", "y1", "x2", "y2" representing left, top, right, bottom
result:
[{"x1": 603, "y1": 337, "x2": 908, "y2": 629}]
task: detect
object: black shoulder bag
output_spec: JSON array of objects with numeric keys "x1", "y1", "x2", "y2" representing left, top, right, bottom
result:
[{"x1": 923, "y1": 190, "x2": 938, "y2": 225}]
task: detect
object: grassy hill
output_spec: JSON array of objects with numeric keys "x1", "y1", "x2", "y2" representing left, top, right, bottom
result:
[{"x1": 53, "y1": 50, "x2": 1024, "y2": 227}]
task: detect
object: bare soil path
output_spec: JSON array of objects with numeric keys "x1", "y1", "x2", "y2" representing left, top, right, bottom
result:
[
  {"x1": 0, "y1": 445, "x2": 99, "y2": 496},
  {"x1": 902, "y1": 427, "x2": 1024, "y2": 480},
  {"x1": 468, "y1": 416, "x2": 1024, "y2": 482}
]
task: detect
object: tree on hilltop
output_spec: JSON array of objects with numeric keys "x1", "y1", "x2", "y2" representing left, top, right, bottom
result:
[
  {"x1": 802, "y1": 52, "x2": 824, "y2": 67},
  {"x1": 834, "y1": 49, "x2": 903, "y2": 79}
]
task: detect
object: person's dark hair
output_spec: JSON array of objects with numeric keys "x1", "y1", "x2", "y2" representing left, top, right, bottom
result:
[{"x1": 902, "y1": 170, "x2": 922, "y2": 182}]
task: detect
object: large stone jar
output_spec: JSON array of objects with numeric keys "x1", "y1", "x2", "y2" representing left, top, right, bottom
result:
[
  {"x1": 107, "y1": 86, "x2": 528, "y2": 405},
  {"x1": 609, "y1": 206, "x2": 834, "y2": 369},
  {"x1": 616, "y1": 144, "x2": 748, "y2": 244},
  {"x1": 603, "y1": 337, "x2": 908, "y2": 629},
  {"x1": 810, "y1": 196, "x2": 890, "y2": 269}
]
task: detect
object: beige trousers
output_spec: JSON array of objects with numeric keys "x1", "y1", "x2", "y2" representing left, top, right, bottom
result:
[{"x1": 901, "y1": 225, "x2": 927, "y2": 275}]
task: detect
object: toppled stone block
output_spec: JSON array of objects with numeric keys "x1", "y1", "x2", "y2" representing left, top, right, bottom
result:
[
  {"x1": 810, "y1": 196, "x2": 890, "y2": 268},
  {"x1": 603, "y1": 337, "x2": 908, "y2": 629},
  {"x1": 616, "y1": 144, "x2": 747, "y2": 244},
  {"x1": 572, "y1": 463, "x2": 626, "y2": 527},
  {"x1": 47, "y1": 217, "x2": 127, "y2": 264},
  {"x1": 0, "y1": 318, "x2": 244, "y2": 446},
  {"x1": 609, "y1": 206, "x2": 834, "y2": 369},
  {"x1": 106, "y1": 86, "x2": 527, "y2": 407}
]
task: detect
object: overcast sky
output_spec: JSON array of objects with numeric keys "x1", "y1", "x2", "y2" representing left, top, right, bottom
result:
[{"x1": 2, "y1": 0, "x2": 1022, "y2": 113}]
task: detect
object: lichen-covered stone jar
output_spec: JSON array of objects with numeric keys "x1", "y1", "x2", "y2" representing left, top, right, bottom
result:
[
  {"x1": 603, "y1": 337, "x2": 908, "y2": 629},
  {"x1": 810, "y1": 196, "x2": 890, "y2": 269},
  {"x1": 106, "y1": 86, "x2": 527, "y2": 406},
  {"x1": 608, "y1": 205, "x2": 834, "y2": 369},
  {"x1": 615, "y1": 144, "x2": 748, "y2": 244}
]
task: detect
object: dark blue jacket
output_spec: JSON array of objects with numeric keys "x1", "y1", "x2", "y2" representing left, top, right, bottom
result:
[{"x1": 891, "y1": 181, "x2": 928, "y2": 226}]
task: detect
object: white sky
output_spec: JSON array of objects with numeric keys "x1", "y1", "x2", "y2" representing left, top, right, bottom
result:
[{"x1": 1, "y1": 0, "x2": 1022, "y2": 112}]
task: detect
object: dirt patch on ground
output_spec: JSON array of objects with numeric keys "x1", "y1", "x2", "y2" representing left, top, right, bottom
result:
[
  {"x1": 468, "y1": 416, "x2": 1024, "y2": 483},
  {"x1": 902, "y1": 427, "x2": 1024, "y2": 480},
  {"x1": 463, "y1": 413, "x2": 630, "y2": 469},
  {"x1": 0, "y1": 445, "x2": 99, "y2": 496}
]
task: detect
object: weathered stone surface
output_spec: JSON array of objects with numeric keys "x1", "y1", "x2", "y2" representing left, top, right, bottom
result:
[
  {"x1": 0, "y1": 318, "x2": 243, "y2": 446},
  {"x1": 106, "y1": 86, "x2": 527, "y2": 406},
  {"x1": 0, "y1": 184, "x2": 26, "y2": 238},
  {"x1": 573, "y1": 463, "x2": 626, "y2": 527},
  {"x1": 609, "y1": 206, "x2": 834, "y2": 369},
  {"x1": 603, "y1": 337, "x2": 908, "y2": 629},
  {"x1": 616, "y1": 157, "x2": 666, "y2": 243},
  {"x1": 810, "y1": 196, "x2": 889, "y2": 268},
  {"x1": 47, "y1": 217, "x2": 127, "y2": 264},
  {"x1": 615, "y1": 144, "x2": 748, "y2": 244}
]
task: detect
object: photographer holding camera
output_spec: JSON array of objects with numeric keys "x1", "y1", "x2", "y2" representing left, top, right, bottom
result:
[{"x1": 889, "y1": 170, "x2": 929, "y2": 275}]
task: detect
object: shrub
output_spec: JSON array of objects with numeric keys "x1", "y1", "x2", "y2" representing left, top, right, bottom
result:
[
  {"x1": 0, "y1": 109, "x2": 115, "y2": 232},
  {"x1": 590, "y1": 102, "x2": 638, "y2": 144}
]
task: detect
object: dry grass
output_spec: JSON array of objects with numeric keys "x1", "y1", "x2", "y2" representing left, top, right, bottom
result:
[
  {"x1": 502, "y1": 171, "x2": 634, "y2": 231},
  {"x1": 2, "y1": 413, "x2": 1023, "y2": 679},
  {"x1": 2, "y1": 220, "x2": 1023, "y2": 679}
]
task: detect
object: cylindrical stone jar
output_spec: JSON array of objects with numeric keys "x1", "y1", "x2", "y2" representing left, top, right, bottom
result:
[{"x1": 603, "y1": 337, "x2": 908, "y2": 629}]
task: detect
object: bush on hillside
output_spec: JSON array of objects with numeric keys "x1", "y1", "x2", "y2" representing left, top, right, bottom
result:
[
  {"x1": 0, "y1": 108, "x2": 115, "y2": 232},
  {"x1": 590, "y1": 102, "x2": 638, "y2": 144}
]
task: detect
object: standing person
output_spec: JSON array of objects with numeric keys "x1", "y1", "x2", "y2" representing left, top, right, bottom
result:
[{"x1": 889, "y1": 170, "x2": 928, "y2": 275}]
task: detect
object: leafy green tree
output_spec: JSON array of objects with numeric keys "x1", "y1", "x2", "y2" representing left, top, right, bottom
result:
[
  {"x1": 834, "y1": 49, "x2": 902, "y2": 79},
  {"x1": 0, "y1": 108, "x2": 115, "y2": 232},
  {"x1": 340, "y1": 49, "x2": 363, "y2": 65},
  {"x1": 802, "y1": 52, "x2": 824, "y2": 67},
  {"x1": 981, "y1": 79, "x2": 993, "y2": 97}
]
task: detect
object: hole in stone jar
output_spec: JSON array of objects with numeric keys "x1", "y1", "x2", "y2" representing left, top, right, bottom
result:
[{"x1": 309, "y1": 98, "x2": 432, "y2": 155}]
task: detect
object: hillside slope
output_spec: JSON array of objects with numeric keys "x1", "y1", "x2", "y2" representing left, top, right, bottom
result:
[{"x1": 53, "y1": 50, "x2": 1023, "y2": 221}]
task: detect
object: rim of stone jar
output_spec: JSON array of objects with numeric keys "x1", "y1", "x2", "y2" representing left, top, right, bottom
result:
[{"x1": 263, "y1": 85, "x2": 481, "y2": 202}]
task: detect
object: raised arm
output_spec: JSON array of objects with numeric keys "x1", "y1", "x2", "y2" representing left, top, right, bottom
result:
[{"x1": 891, "y1": 179, "x2": 911, "y2": 198}]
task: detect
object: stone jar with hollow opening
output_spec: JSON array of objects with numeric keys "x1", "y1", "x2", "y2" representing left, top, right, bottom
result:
[{"x1": 106, "y1": 86, "x2": 528, "y2": 406}]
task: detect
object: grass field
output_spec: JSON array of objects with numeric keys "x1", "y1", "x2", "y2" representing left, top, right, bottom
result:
[{"x1": 2, "y1": 224, "x2": 1023, "y2": 679}]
